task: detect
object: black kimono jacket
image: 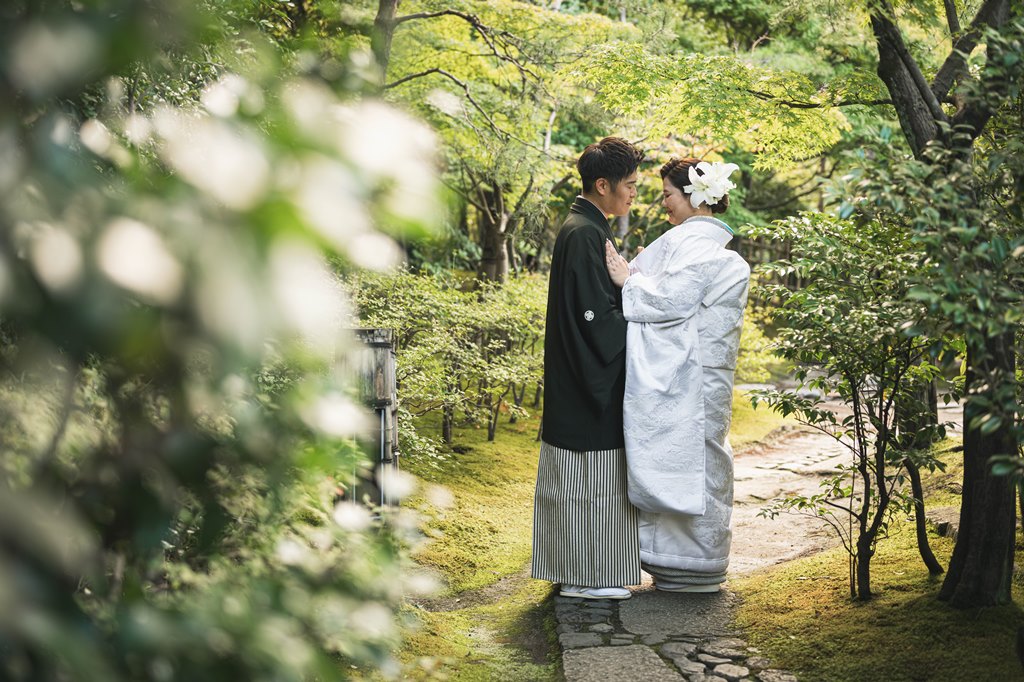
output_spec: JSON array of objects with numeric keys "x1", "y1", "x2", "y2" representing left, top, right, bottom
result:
[{"x1": 541, "y1": 197, "x2": 628, "y2": 451}]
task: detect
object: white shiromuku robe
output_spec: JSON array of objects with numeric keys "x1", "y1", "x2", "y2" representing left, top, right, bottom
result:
[{"x1": 620, "y1": 217, "x2": 750, "y2": 578}]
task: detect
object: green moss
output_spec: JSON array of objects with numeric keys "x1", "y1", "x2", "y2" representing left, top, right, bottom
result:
[
  {"x1": 731, "y1": 389, "x2": 794, "y2": 449},
  {"x1": 395, "y1": 411, "x2": 557, "y2": 680},
  {"x1": 399, "y1": 578, "x2": 558, "y2": 681},
  {"x1": 404, "y1": 412, "x2": 543, "y2": 593},
  {"x1": 733, "y1": 436, "x2": 1024, "y2": 682}
]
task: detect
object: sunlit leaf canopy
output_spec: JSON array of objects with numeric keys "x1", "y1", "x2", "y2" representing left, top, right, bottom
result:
[{"x1": 565, "y1": 41, "x2": 852, "y2": 168}]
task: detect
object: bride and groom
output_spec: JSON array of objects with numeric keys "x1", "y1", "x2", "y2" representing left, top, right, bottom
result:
[{"x1": 532, "y1": 136, "x2": 750, "y2": 599}]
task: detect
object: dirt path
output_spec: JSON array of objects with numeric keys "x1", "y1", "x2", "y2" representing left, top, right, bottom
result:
[
  {"x1": 730, "y1": 400, "x2": 962, "y2": 577},
  {"x1": 730, "y1": 426, "x2": 850, "y2": 576}
]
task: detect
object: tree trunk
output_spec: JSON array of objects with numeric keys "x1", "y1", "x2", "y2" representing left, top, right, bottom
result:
[
  {"x1": 506, "y1": 236, "x2": 520, "y2": 277},
  {"x1": 509, "y1": 383, "x2": 525, "y2": 424},
  {"x1": 939, "y1": 330, "x2": 1017, "y2": 607},
  {"x1": 477, "y1": 186, "x2": 510, "y2": 283},
  {"x1": 442, "y1": 403, "x2": 453, "y2": 444},
  {"x1": 869, "y1": 8, "x2": 942, "y2": 157},
  {"x1": 904, "y1": 457, "x2": 944, "y2": 575},
  {"x1": 615, "y1": 213, "x2": 629, "y2": 239},
  {"x1": 372, "y1": 0, "x2": 400, "y2": 76},
  {"x1": 1019, "y1": 481, "x2": 1024, "y2": 536},
  {"x1": 855, "y1": 533, "x2": 875, "y2": 600}
]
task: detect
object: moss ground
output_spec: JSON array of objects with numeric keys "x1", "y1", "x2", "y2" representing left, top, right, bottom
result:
[
  {"x1": 730, "y1": 389, "x2": 794, "y2": 449},
  {"x1": 397, "y1": 410, "x2": 558, "y2": 680},
  {"x1": 732, "y1": 437, "x2": 1024, "y2": 682}
]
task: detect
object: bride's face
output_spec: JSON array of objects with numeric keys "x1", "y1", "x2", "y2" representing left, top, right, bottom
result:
[{"x1": 661, "y1": 178, "x2": 693, "y2": 225}]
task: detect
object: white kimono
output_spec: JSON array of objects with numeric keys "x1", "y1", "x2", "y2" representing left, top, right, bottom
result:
[{"x1": 620, "y1": 217, "x2": 749, "y2": 577}]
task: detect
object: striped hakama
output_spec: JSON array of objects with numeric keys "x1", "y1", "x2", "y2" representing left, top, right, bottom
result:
[{"x1": 531, "y1": 441, "x2": 641, "y2": 587}]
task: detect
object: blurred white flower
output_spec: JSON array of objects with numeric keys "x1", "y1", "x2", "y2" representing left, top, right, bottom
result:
[
  {"x1": 49, "y1": 114, "x2": 74, "y2": 146},
  {"x1": 424, "y1": 484, "x2": 455, "y2": 510},
  {"x1": 30, "y1": 226, "x2": 82, "y2": 294},
  {"x1": 97, "y1": 218, "x2": 183, "y2": 304},
  {"x1": 376, "y1": 467, "x2": 417, "y2": 502},
  {"x1": 301, "y1": 392, "x2": 370, "y2": 438},
  {"x1": 294, "y1": 155, "x2": 370, "y2": 249},
  {"x1": 259, "y1": 617, "x2": 313, "y2": 669},
  {"x1": 309, "y1": 529, "x2": 334, "y2": 550},
  {"x1": 332, "y1": 501, "x2": 373, "y2": 532},
  {"x1": 276, "y1": 538, "x2": 307, "y2": 566},
  {"x1": 348, "y1": 602, "x2": 395, "y2": 639},
  {"x1": 123, "y1": 114, "x2": 152, "y2": 146},
  {"x1": 340, "y1": 101, "x2": 434, "y2": 178},
  {"x1": 345, "y1": 231, "x2": 403, "y2": 271},
  {"x1": 338, "y1": 101, "x2": 442, "y2": 222},
  {"x1": 196, "y1": 246, "x2": 263, "y2": 353},
  {"x1": 282, "y1": 80, "x2": 336, "y2": 139},
  {"x1": 10, "y1": 21, "x2": 100, "y2": 98},
  {"x1": 403, "y1": 570, "x2": 442, "y2": 597},
  {"x1": 80, "y1": 119, "x2": 132, "y2": 167},
  {"x1": 270, "y1": 239, "x2": 348, "y2": 351},
  {"x1": 153, "y1": 108, "x2": 270, "y2": 210},
  {"x1": 201, "y1": 74, "x2": 249, "y2": 118},
  {"x1": 79, "y1": 119, "x2": 112, "y2": 155},
  {"x1": 221, "y1": 374, "x2": 249, "y2": 399}
]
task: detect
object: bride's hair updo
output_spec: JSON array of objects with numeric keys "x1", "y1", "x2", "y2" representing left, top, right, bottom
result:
[{"x1": 660, "y1": 157, "x2": 730, "y2": 214}]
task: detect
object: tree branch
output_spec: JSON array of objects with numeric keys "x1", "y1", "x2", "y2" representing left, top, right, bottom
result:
[
  {"x1": 746, "y1": 89, "x2": 892, "y2": 109},
  {"x1": 943, "y1": 0, "x2": 962, "y2": 38},
  {"x1": 393, "y1": 9, "x2": 540, "y2": 82},
  {"x1": 385, "y1": 68, "x2": 512, "y2": 141},
  {"x1": 931, "y1": 0, "x2": 1011, "y2": 102},
  {"x1": 747, "y1": 161, "x2": 839, "y2": 212}
]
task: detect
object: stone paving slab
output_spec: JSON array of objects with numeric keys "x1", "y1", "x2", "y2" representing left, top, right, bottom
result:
[
  {"x1": 562, "y1": 644, "x2": 684, "y2": 682},
  {"x1": 619, "y1": 587, "x2": 738, "y2": 636}
]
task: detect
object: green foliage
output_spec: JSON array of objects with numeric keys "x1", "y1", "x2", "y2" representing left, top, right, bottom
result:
[
  {"x1": 348, "y1": 270, "x2": 546, "y2": 443},
  {"x1": 748, "y1": 211, "x2": 950, "y2": 599},
  {"x1": 0, "y1": 1, "x2": 444, "y2": 679},
  {"x1": 564, "y1": 41, "x2": 851, "y2": 169},
  {"x1": 735, "y1": 306, "x2": 775, "y2": 384}
]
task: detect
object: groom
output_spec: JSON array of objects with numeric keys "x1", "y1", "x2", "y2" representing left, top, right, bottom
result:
[{"x1": 531, "y1": 136, "x2": 644, "y2": 600}]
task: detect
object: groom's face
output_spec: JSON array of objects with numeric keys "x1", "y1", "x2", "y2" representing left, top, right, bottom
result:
[{"x1": 600, "y1": 170, "x2": 638, "y2": 217}]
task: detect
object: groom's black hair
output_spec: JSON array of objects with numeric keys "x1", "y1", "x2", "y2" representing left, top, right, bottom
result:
[{"x1": 577, "y1": 137, "x2": 645, "y2": 193}]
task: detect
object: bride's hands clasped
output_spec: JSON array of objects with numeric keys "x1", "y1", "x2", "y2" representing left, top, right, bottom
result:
[{"x1": 604, "y1": 239, "x2": 630, "y2": 288}]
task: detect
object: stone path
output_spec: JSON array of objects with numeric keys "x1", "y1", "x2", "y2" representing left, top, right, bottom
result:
[{"x1": 557, "y1": 590, "x2": 796, "y2": 682}]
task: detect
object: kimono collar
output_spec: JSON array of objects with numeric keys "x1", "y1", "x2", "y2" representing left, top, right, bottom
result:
[
  {"x1": 571, "y1": 196, "x2": 612, "y2": 235},
  {"x1": 681, "y1": 216, "x2": 734, "y2": 246}
]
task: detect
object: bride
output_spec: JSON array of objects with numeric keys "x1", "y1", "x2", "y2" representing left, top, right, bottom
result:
[{"x1": 604, "y1": 157, "x2": 750, "y2": 592}]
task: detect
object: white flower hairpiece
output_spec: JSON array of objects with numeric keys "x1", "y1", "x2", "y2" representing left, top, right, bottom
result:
[{"x1": 683, "y1": 161, "x2": 739, "y2": 209}]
